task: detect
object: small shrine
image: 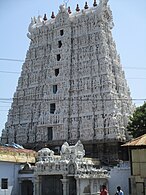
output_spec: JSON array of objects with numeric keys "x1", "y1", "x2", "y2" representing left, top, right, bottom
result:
[{"x1": 34, "y1": 141, "x2": 109, "y2": 195}]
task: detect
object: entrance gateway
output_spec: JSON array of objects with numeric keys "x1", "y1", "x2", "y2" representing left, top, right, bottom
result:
[
  {"x1": 34, "y1": 141, "x2": 109, "y2": 195},
  {"x1": 41, "y1": 175, "x2": 63, "y2": 195},
  {"x1": 41, "y1": 175, "x2": 76, "y2": 195}
]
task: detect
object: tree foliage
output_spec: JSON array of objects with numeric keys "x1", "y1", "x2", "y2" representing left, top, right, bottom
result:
[{"x1": 127, "y1": 102, "x2": 146, "y2": 138}]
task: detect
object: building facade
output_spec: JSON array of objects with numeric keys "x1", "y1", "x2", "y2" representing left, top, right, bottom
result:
[
  {"x1": 0, "y1": 141, "x2": 109, "y2": 195},
  {"x1": 1, "y1": 0, "x2": 134, "y2": 162},
  {"x1": 0, "y1": 146, "x2": 36, "y2": 195},
  {"x1": 0, "y1": 142, "x2": 132, "y2": 195},
  {"x1": 123, "y1": 134, "x2": 146, "y2": 195}
]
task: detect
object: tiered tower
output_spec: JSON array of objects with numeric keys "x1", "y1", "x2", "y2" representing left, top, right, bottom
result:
[{"x1": 1, "y1": 0, "x2": 134, "y2": 162}]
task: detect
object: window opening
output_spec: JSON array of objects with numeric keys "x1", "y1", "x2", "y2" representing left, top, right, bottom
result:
[
  {"x1": 55, "y1": 68, "x2": 59, "y2": 76},
  {"x1": 60, "y1": 29, "x2": 64, "y2": 36},
  {"x1": 50, "y1": 103, "x2": 56, "y2": 114},
  {"x1": 53, "y1": 85, "x2": 58, "y2": 94},
  {"x1": 1, "y1": 178, "x2": 8, "y2": 189},
  {"x1": 57, "y1": 54, "x2": 61, "y2": 61},
  {"x1": 54, "y1": 146, "x2": 60, "y2": 154},
  {"x1": 58, "y1": 40, "x2": 62, "y2": 48},
  {"x1": 47, "y1": 127, "x2": 53, "y2": 140}
]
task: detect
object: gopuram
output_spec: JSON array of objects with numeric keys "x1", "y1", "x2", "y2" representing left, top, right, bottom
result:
[{"x1": 1, "y1": 0, "x2": 134, "y2": 163}]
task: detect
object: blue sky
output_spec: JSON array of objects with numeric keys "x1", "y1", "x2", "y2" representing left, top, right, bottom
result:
[{"x1": 0, "y1": 0, "x2": 146, "y2": 134}]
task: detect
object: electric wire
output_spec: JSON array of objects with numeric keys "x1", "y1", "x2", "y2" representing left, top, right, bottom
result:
[
  {"x1": 0, "y1": 70, "x2": 145, "y2": 80},
  {"x1": 0, "y1": 71, "x2": 146, "y2": 80},
  {"x1": 0, "y1": 58, "x2": 24, "y2": 62},
  {"x1": 0, "y1": 71, "x2": 20, "y2": 74},
  {"x1": 0, "y1": 57, "x2": 146, "y2": 70},
  {"x1": 0, "y1": 98, "x2": 145, "y2": 102}
]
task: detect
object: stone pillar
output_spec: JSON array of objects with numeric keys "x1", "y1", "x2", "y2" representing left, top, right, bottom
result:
[
  {"x1": 39, "y1": 176, "x2": 42, "y2": 195},
  {"x1": 75, "y1": 177, "x2": 80, "y2": 195},
  {"x1": 32, "y1": 178, "x2": 35, "y2": 195},
  {"x1": 18, "y1": 179, "x2": 22, "y2": 195},
  {"x1": 61, "y1": 176, "x2": 69, "y2": 195},
  {"x1": 34, "y1": 176, "x2": 40, "y2": 195}
]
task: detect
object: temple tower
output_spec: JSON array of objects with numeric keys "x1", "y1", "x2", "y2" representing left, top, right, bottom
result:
[{"x1": 1, "y1": 0, "x2": 134, "y2": 162}]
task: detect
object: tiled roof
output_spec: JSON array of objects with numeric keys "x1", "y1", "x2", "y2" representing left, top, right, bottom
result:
[
  {"x1": 122, "y1": 134, "x2": 146, "y2": 147},
  {"x1": 0, "y1": 146, "x2": 35, "y2": 153},
  {"x1": 0, "y1": 146, "x2": 36, "y2": 163}
]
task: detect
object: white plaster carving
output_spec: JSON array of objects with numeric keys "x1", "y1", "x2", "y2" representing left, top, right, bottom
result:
[
  {"x1": 35, "y1": 141, "x2": 108, "y2": 179},
  {"x1": 34, "y1": 141, "x2": 109, "y2": 194},
  {"x1": 1, "y1": 1, "x2": 134, "y2": 146}
]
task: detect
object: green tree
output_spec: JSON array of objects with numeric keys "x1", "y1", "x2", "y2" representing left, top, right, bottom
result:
[{"x1": 127, "y1": 102, "x2": 146, "y2": 138}]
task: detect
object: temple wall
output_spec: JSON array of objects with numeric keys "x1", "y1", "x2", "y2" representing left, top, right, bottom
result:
[
  {"x1": 0, "y1": 162, "x2": 20, "y2": 195},
  {"x1": 108, "y1": 162, "x2": 130, "y2": 195}
]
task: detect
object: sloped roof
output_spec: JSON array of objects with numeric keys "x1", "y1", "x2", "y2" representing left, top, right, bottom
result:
[
  {"x1": 0, "y1": 146, "x2": 36, "y2": 163},
  {"x1": 122, "y1": 134, "x2": 146, "y2": 147},
  {"x1": 0, "y1": 146, "x2": 35, "y2": 153}
]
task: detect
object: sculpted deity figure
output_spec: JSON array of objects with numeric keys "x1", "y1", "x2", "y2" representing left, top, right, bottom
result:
[
  {"x1": 60, "y1": 142, "x2": 69, "y2": 155},
  {"x1": 38, "y1": 113, "x2": 44, "y2": 124},
  {"x1": 60, "y1": 141, "x2": 85, "y2": 161},
  {"x1": 59, "y1": 4, "x2": 66, "y2": 13},
  {"x1": 75, "y1": 140, "x2": 85, "y2": 159}
]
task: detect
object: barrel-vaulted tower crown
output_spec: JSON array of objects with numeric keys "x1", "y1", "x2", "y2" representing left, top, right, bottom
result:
[{"x1": 27, "y1": 1, "x2": 113, "y2": 41}]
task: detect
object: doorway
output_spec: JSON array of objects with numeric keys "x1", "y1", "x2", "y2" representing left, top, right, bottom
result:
[
  {"x1": 68, "y1": 177, "x2": 76, "y2": 195},
  {"x1": 136, "y1": 182, "x2": 144, "y2": 195},
  {"x1": 21, "y1": 180, "x2": 33, "y2": 195},
  {"x1": 41, "y1": 175, "x2": 63, "y2": 195}
]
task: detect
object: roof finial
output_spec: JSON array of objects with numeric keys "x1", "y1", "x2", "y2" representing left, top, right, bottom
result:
[
  {"x1": 68, "y1": 6, "x2": 72, "y2": 14},
  {"x1": 43, "y1": 14, "x2": 47, "y2": 21},
  {"x1": 84, "y1": 2, "x2": 89, "y2": 9},
  {"x1": 93, "y1": 0, "x2": 97, "y2": 7},
  {"x1": 51, "y1": 12, "x2": 55, "y2": 19},
  {"x1": 76, "y1": 4, "x2": 80, "y2": 12}
]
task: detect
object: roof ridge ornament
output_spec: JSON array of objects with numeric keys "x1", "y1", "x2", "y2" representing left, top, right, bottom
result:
[
  {"x1": 51, "y1": 11, "x2": 55, "y2": 19},
  {"x1": 93, "y1": 0, "x2": 97, "y2": 7},
  {"x1": 68, "y1": 6, "x2": 72, "y2": 14},
  {"x1": 76, "y1": 4, "x2": 80, "y2": 12},
  {"x1": 43, "y1": 14, "x2": 47, "y2": 21},
  {"x1": 84, "y1": 2, "x2": 89, "y2": 9}
]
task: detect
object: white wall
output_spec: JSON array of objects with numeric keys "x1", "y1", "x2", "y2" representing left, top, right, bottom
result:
[
  {"x1": 0, "y1": 162, "x2": 20, "y2": 195},
  {"x1": 108, "y1": 162, "x2": 131, "y2": 195}
]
